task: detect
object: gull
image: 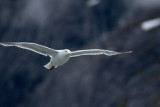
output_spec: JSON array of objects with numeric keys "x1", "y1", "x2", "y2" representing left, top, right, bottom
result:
[{"x1": 0, "y1": 42, "x2": 132, "y2": 70}]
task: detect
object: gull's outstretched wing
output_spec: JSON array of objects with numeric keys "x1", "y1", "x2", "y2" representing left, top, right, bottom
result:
[
  {"x1": 70, "y1": 49, "x2": 132, "y2": 57},
  {"x1": 0, "y1": 42, "x2": 58, "y2": 56}
]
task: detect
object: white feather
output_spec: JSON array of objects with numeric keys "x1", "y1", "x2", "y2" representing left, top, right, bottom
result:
[
  {"x1": 0, "y1": 42, "x2": 58, "y2": 56},
  {"x1": 70, "y1": 49, "x2": 132, "y2": 57}
]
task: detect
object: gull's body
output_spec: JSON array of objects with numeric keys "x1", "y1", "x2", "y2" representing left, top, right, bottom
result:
[
  {"x1": 46, "y1": 50, "x2": 71, "y2": 69},
  {"x1": 0, "y1": 42, "x2": 132, "y2": 70}
]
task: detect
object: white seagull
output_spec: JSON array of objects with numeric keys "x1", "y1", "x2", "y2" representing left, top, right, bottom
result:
[{"x1": 0, "y1": 42, "x2": 132, "y2": 70}]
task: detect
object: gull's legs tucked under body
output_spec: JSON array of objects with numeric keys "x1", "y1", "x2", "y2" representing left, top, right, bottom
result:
[{"x1": 0, "y1": 42, "x2": 132, "y2": 70}]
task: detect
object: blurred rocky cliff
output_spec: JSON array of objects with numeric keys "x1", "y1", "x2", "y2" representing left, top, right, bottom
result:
[{"x1": 0, "y1": 0, "x2": 160, "y2": 107}]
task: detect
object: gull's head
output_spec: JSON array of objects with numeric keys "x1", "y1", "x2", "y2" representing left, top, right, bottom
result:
[{"x1": 64, "y1": 49, "x2": 71, "y2": 56}]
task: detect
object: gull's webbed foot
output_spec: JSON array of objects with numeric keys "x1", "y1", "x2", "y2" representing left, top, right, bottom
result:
[{"x1": 49, "y1": 66, "x2": 55, "y2": 70}]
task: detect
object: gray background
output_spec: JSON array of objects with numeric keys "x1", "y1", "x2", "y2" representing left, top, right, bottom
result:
[{"x1": 0, "y1": 0, "x2": 160, "y2": 107}]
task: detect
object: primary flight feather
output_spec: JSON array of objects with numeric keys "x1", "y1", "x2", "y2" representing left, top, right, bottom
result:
[{"x1": 0, "y1": 42, "x2": 132, "y2": 70}]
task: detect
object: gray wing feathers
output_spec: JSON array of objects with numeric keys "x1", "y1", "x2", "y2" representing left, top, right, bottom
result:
[
  {"x1": 0, "y1": 42, "x2": 57, "y2": 56},
  {"x1": 71, "y1": 49, "x2": 132, "y2": 57}
]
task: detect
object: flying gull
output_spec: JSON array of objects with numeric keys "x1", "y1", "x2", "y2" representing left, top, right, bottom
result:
[{"x1": 0, "y1": 42, "x2": 132, "y2": 70}]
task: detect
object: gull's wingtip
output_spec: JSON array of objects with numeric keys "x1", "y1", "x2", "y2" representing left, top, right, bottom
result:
[
  {"x1": 127, "y1": 51, "x2": 132, "y2": 53},
  {"x1": 122, "y1": 51, "x2": 132, "y2": 54},
  {"x1": 0, "y1": 42, "x2": 15, "y2": 46},
  {"x1": 0, "y1": 42, "x2": 7, "y2": 46}
]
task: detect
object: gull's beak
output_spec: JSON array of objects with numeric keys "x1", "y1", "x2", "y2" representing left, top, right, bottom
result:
[{"x1": 68, "y1": 53, "x2": 71, "y2": 55}]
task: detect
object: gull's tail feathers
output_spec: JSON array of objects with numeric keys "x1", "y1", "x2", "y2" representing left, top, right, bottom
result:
[{"x1": 44, "y1": 61, "x2": 57, "y2": 70}]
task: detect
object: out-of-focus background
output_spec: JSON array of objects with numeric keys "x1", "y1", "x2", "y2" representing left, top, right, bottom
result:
[{"x1": 0, "y1": 0, "x2": 160, "y2": 107}]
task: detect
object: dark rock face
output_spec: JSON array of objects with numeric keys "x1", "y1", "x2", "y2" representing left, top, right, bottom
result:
[{"x1": 0, "y1": 0, "x2": 160, "y2": 107}]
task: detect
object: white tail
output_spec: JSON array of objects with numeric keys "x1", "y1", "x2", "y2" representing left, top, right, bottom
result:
[
  {"x1": 44, "y1": 61, "x2": 52, "y2": 69},
  {"x1": 44, "y1": 61, "x2": 57, "y2": 70}
]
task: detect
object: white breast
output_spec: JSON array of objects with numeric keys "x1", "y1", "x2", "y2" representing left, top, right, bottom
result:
[{"x1": 51, "y1": 51, "x2": 70, "y2": 66}]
